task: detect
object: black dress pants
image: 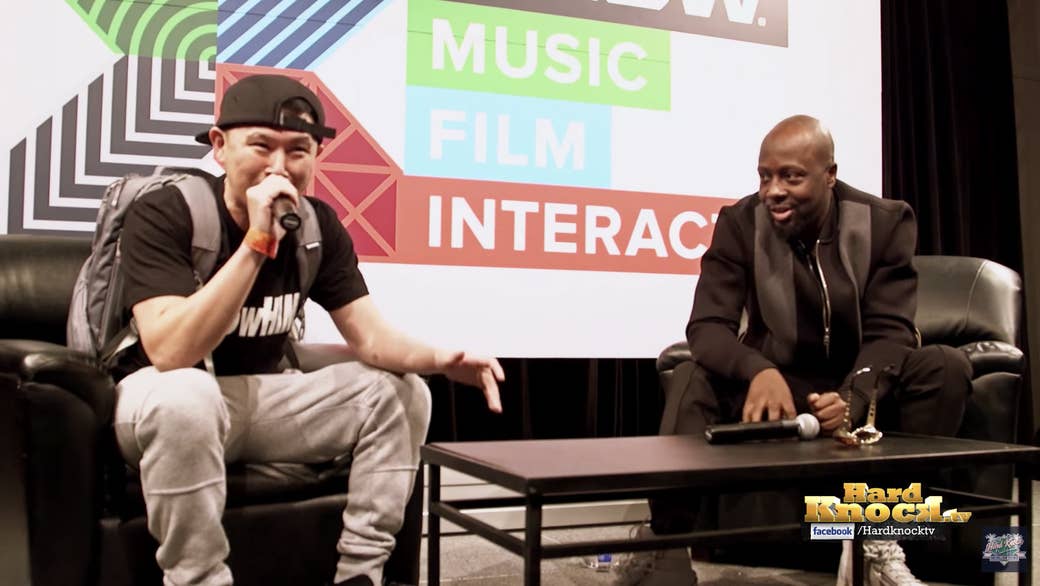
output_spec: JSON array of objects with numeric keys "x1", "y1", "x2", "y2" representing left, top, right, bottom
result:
[{"x1": 649, "y1": 344, "x2": 972, "y2": 535}]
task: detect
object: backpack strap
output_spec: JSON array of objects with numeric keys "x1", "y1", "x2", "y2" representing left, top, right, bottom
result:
[
  {"x1": 98, "y1": 319, "x2": 140, "y2": 369},
  {"x1": 284, "y1": 197, "x2": 323, "y2": 369},
  {"x1": 174, "y1": 173, "x2": 221, "y2": 374},
  {"x1": 295, "y1": 197, "x2": 322, "y2": 302},
  {"x1": 175, "y1": 174, "x2": 222, "y2": 283}
]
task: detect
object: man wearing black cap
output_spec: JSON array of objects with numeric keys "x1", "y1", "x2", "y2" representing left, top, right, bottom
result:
[{"x1": 111, "y1": 73, "x2": 504, "y2": 586}]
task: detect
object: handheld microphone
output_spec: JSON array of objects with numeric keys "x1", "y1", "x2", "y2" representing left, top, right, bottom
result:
[
  {"x1": 273, "y1": 196, "x2": 301, "y2": 231},
  {"x1": 704, "y1": 413, "x2": 820, "y2": 444}
]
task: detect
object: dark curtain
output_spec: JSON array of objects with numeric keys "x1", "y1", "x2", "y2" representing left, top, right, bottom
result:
[
  {"x1": 430, "y1": 1, "x2": 1025, "y2": 445},
  {"x1": 883, "y1": 0, "x2": 1031, "y2": 446},
  {"x1": 426, "y1": 357, "x2": 663, "y2": 442},
  {"x1": 882, "y1": 0, "x2": 1021, "y2": 273}
]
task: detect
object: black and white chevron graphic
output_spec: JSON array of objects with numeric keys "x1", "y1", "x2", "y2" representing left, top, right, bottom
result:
[{"x1": 7, "y1": 57, "x2": 215, "y2": 235}]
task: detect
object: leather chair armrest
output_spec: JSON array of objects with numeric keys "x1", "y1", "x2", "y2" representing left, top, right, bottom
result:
[
  {"x1": 958, "y1": 340, "x2": 1024, "y2": 377},
  {"x1": 0, "y1": 339, "x2": 115, "y2": 425},
  {"x1": 656, "y1": 340, "x2": 691, "y2": 375}
]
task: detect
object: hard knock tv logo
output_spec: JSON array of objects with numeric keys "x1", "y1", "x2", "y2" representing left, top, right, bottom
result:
[
  {"x1": 803, "y1": 483, "x2": 973, "y2": 541},
  {"x1": 445, "y1": 0, "x2": 788, "y2": 47}
]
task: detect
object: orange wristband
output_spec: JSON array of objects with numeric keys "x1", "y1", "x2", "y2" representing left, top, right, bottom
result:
[{"x1": 244, "y1": 227, "x2": 278, "y2": 259}]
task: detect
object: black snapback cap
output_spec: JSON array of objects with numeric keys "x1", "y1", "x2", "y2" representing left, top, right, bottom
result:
[{"x1": 196, "y1": 74, "x2": 337, "y2": 145}]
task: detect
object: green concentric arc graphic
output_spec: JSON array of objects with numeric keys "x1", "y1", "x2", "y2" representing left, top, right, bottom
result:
[{"x1": 67, "y1": 0, "x2": 217, "y2": 61}]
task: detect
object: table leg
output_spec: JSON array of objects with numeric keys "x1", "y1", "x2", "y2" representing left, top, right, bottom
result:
[
  {"x1": 429, "y1": 464, "x2": 441, "y2": 586},
  {"x1": 852, "y1": 539, "x2": 864, "y2": 586},
  {"x1": 1018, "y1": 464, "x2": 1033, "y2": 586},
  {"x1": 524, "y1": 492, "x2": 543, "y2": 586}
]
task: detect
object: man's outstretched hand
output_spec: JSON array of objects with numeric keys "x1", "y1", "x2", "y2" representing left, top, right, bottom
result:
[{"x1": 439, "y1": 351, "x2": 505, "y2": 413}]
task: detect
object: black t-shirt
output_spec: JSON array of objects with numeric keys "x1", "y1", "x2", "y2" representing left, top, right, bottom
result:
[{"x1": 115, "y1": 174, "x2": 368, "y2": 377}]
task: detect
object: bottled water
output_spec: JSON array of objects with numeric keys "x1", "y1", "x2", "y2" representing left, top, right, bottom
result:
[{"x1": 581, "y1": 553, "x2": 616, "y2": 572}]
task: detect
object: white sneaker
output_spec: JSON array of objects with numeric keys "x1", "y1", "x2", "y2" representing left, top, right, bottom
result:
[
  {"x1": 836, "y1": 540, "x2": 926, "y2": 586},
  {"x1": 613, "y1": 524, "x2": 698, "y2": 586}
]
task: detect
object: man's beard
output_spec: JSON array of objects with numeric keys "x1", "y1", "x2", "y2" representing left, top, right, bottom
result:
[
  {"x1": 766, "y1": 202, "x2": 806, "y2": 239},
  {"x1": 770, "y1": 216, "x2": 804, "y2": 240}
]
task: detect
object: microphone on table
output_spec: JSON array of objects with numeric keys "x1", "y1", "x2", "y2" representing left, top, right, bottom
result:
[
  {"x1": 704, "y1": 413, "x2": 820, "y2": 444},
  {"x1": 273, "y1": 195, "x2": 301, "y2": 231}
]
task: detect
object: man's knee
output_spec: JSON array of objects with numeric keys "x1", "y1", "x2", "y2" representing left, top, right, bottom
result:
[
  {"x1": 940, "y1": 344, "x2": 973, "y2": 381},
  {"x1": 395, "y1": 373, "x2": 433, "y2": 434},
  {"x1": 895, "y1": 345, "x2": 972, "y2": 436},
  {"x1": 146, "y1": 370, "x2": 225, "y2": 429},
  {"x1": 324, "y1": 363, "x2": 433, "y2": 437},
  {"x1": 118, "y1": 368, "x2": 228, "y2": 455},
  {"x1": 904, "y1": 345, "x2": 972, "y2": 398},
  {"x1": 386, "y1": 374, "x2": 432, "y2": 471}
]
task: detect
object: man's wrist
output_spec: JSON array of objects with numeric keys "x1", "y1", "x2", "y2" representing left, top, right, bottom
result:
[
  {"x1": 431, "y1": 348, "x2": 452, "y2": 372},
  {"x1": 738, "y1": 354, "x2": 777, "y2": 382},
  {"x1": 244, "y1": 227, "x2": 278, "y2": 259}
]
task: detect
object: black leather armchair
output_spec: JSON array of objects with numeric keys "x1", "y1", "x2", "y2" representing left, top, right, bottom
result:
[{"x1": 0, "y1": 234, "x2": 424, "y2": 586}]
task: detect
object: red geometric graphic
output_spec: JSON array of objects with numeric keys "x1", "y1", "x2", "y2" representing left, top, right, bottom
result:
[
  {"x1": 214, "y1": 64, "x2": 401, "y2": 257},
  {"x1": 321, "y1": 170, "x2": 391, "y2": 208}
]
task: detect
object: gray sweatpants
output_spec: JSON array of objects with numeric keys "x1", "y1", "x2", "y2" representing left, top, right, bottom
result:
[{"x1": 113, "y1": 361, "x2": 432, "y2": 586}]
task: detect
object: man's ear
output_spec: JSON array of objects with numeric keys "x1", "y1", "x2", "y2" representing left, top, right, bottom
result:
[
  {"x1": 209, "y1": 127, "x2": 227, "y2": 168},
  {"x1": 826, "y1": 163, "x2": 838, "y2": 188}
]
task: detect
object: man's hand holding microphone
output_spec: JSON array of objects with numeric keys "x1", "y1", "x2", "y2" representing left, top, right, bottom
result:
[{"x1": 244, "y1": 174, "x2": 301, "y2": 259}]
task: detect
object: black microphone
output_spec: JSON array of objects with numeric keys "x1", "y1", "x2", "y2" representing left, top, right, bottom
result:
[
  {"x1": 704, "y1": 413, "x2": 820, "y2": 444},
  {"x1": 273, "y1": 196, "x2": 301, "y2": 231}
]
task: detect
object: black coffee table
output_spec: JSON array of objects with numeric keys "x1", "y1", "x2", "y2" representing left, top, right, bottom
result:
[{"x1": 422, "y1": 434, "x2": 1040, "y2": 585}]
